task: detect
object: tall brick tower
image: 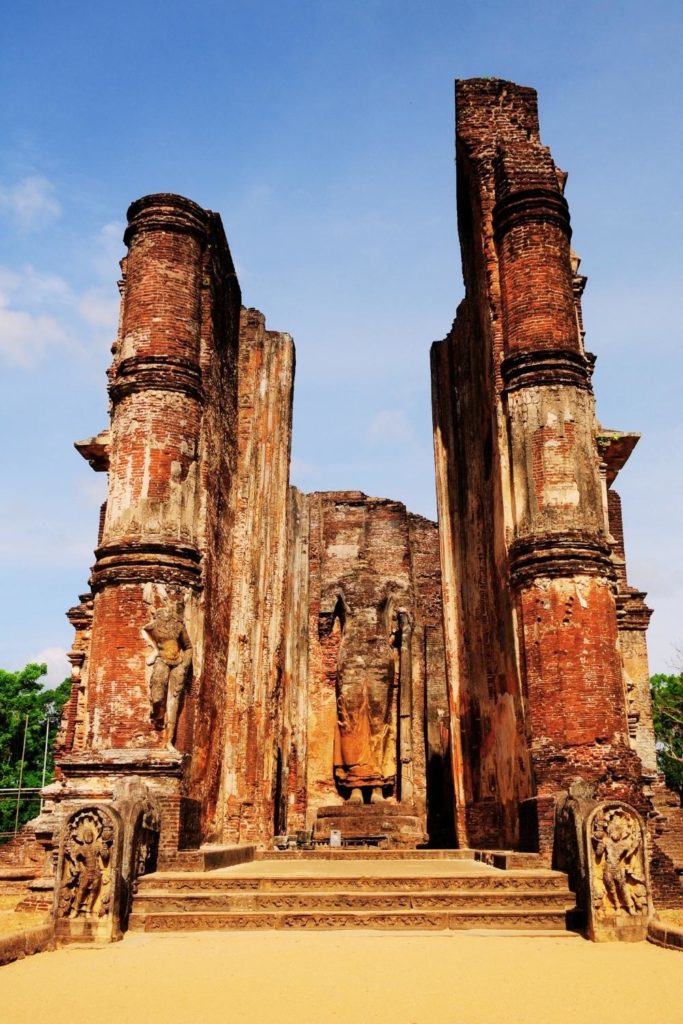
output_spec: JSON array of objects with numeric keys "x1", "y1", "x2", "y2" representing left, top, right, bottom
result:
[
  {"x1": 432, "y1": 79, "x2": 653, "y2": 853},
  {"x1": 55, "y1": 195, "x2": 243, "y2": 856}
]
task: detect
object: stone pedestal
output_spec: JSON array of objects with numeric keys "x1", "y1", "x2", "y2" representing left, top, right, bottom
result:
[
  {"x1": 45, "y1": 750, "x2": 200, "y2": 871},
  {"x1": 314, "y1": 803, "x2": 427, "y2": 848}
]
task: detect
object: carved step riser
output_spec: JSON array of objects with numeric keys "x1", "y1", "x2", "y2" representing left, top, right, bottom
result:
[
  {"x1": 128, "y1": 911, "x2": 569, "y2": 932},
  {"x1": 137, "y1": 875, "x2": 568, "y2": 894},
  {"x1": 133, "y1": 893, "x2": 574, "y2": 913}
]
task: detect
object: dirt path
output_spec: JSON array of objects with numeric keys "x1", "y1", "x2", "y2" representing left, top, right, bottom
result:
[{"x1": 1, "y1": 930, "x2": 681, "y2": 1024}]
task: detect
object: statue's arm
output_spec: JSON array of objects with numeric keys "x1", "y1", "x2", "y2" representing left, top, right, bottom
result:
[
  {"x1": 141, "y1": 622, "x2": 159, "y2": 665},
  {"x1": 180, "y1": 626, "x2": 193, "y2": 670}
]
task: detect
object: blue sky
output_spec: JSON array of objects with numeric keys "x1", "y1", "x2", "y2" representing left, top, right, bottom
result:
[{"x1": 0, "y1": 0, "x2": 681, "y2": 683}]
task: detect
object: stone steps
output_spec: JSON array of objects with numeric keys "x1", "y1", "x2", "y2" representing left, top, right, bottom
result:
[
  {"x1": 136, "y1": 873, "x2": 569, "y2": 893},
  {"x1": 130, "y1": 857, "x2": 576, "y2": 933},
  {"x1": 129, "y1": 907, "x2": 571, "y2": 932},
  {"x1": 131, "y1": 888, "x2": 573, "y2": 914}
]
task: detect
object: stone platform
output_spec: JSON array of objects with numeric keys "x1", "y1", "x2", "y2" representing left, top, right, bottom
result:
[
  {"x1": 313, "y1": 802, "x2": 427, "y2": 847},
  {"x1": 129, "y1": 852, "x2": 576, "y2": 932}
]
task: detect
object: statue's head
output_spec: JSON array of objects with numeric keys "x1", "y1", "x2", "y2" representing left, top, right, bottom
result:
[
  {"x1": 607, "y1": 815, "x2": 627, "y2": 842},
  {"x1": 155, "y1": 605, "x2": 181, "y2": 627}
]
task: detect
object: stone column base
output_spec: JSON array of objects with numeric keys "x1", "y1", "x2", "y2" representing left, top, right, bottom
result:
[{"x1": 314, "y1": 803, "x2": 427, "y2": 848}]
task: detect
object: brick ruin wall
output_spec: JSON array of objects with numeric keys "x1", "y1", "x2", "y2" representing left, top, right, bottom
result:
[
  {"x1": 6, "y1": 81, "x2": 679, "y2": 910},
  {"x1": 48, "y1": 198, "x2": 236, "y2": 852},
  {"x1": 431, "y1": 80, "x2": 679, "y2": 897},
  {"x1": 211, "y1": 309, "x2": 294, "y2": 845},
  {"x1": 432, "y1": 298, "x2": 533, "y2": 849},
  {"x1": 278, "y1": 491, "x2": 454, "y2": 843}
]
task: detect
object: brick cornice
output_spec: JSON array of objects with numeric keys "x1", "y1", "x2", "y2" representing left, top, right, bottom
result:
[
  {"x1": 124, "y1": 193, "x2": 211, "y2": 246},
  {"x1": 509, "y1": 532, "x2": 614, "y2": 588},
  {"x1": 501, "y1": 349, "x2": 591, "y2": 393},
  {"x1": 57, "y1": 749, "x2": 186, "y2": 778},
  {"x1": 616, "y1": 590, "x2": 653, "y2": 632},
  {"x1": 108, "y1": 355, "x2": 204, "y2": 403},
  {"x1": 493, "y1": 187, "x2": 571, "y2": 242},
  {"x1": 91, "y1": 540, "x2": 202, "y2": 591}
]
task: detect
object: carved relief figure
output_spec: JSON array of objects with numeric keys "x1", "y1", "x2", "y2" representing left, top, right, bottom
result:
[
  {"x1": 142, "y1": 598, "x2": 192, "y2": 747},
  {"x1": 331, "y1": 592, "x2": 401, "y2": 803},
  {"x1": 59, "y1": 809, "x2": 113, "y2": 919},
  {"x1": 132, "y1": 806, "x2": 160, "y2": 892},
  {"x1": 590, "y1": 806, "x2": 647, "y2": 917}
]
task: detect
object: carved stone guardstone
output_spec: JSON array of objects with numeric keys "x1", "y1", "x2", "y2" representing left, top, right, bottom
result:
[
  {"x1": 585, "y1": 802, "x2": 652, "y2": 942},
  {"x1": 54, "y1": 804, "x2": 124, "y2": 944},
  {"x1": 53, "y1": 783, "x2": 161, "y2": 944}
]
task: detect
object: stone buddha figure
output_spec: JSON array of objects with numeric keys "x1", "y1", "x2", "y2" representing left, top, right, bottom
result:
[{"x1": 327, "y1": 589, "x2": 404, "y2": 804}]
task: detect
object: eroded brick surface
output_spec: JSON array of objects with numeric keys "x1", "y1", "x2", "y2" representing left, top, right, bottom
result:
[
  {"x1": 4, "y1": 81, "x2": 679, "y2": 914},
  {"x1": 431, "y1": 78, "x2": 681, "y2": 898}
]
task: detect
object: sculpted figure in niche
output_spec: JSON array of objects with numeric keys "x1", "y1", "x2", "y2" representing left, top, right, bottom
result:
[
  {"x1": 591, "y1": 807, "x2": 647, "y2": 916},
  {"x1": 59, "y1": 810, "x2": 113, "y2": 919},
  {"x1": 142, "y1": 598, "x2": 192, "y2": 747},
  {"x1": 330, "y1": 591, "x2": 400, "y2": 804}
]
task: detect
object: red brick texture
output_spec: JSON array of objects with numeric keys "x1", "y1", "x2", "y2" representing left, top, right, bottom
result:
[{"x1": 432, "y1": 79, "x2": 661, "y2": 859}]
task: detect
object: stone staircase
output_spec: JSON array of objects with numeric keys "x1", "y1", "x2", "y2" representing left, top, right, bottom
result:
[{"x1": 129, "y1": 852, "x2": 577, "y2": 932}]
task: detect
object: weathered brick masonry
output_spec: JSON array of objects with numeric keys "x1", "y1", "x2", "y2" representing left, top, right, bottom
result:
[
  {"x1": 431, "y1": 79, "x2": 680, "y2": 899},
  {"x1": 5, "y1": 80, "x2": 680, "y2": 913},
  {"x1": 50, "y1": 194, "x2": 243, "y2": 857}
]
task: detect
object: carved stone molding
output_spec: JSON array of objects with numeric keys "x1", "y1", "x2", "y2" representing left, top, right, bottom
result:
[
  {"x1": 493, "y1": 187, "x2": 572, "y2": 242},
  {"x1": 109, "y1": 355, "x2": 204, "y2": 404},
  {"x1": 616, "y1": 590, "x2": 653, "y2": 632},
  {"x1": 501, "y1": 348, "x2": 591, "y2": 393},
  {"x1": 90, "y1": 541, "x2": 202, "y2": 590},
  {"x1": 124, "y1": 193, "x2": 211, "y2": 246},
  {"x1": 57, "y1": 748, "x2": 185, "y2": 778},
  {"x1": 509, "y1": 532, "x2": 614, "y2": 587}
]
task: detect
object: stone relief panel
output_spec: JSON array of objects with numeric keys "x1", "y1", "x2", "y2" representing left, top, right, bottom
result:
[
  {"x1": 55, "y1": 804, "x2": 124, "y2": 943},
  {"x1": 586, "y1": 802, "x2": 651, "y2": 941},
  {"x1": 58, "y1": 808, "x2": 114, "y2": 920}
]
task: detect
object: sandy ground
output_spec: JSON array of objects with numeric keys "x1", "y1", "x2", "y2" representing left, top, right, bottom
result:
[
  {"x1": 1, "y1": 929, "x2": 681, "y2": 1024},
  {"x1": 0, "y1": 894, "x2": 46, "y2": 938}
]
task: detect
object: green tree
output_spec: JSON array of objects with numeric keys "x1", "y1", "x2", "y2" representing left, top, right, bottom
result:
[
  {"x1": 651, "y1": 672, "x2": 683, "y2": 798},
  {"x1": 0, "y1": 663, "x2": 71, "y2": 839}
]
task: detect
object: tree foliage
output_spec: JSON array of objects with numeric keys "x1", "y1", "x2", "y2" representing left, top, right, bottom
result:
[
  {"x1": 0, "y1": 663, "x2": 71, "y2": 838},
  {"x1": 651, "y1": 672, "x2": 683, "y2": 798}
]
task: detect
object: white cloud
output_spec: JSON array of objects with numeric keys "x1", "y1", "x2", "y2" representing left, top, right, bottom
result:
[
  {"x1": 0, "y1": 248, "x2": 120, "y2": 368},
  {"x1": 0, "y1": 265, "x2": 71, "y2": 307},
  {"x1": 0, "y1": 298, "x2": 70, "y2": 367},
  {"x1": 368, "y1": 409, "x2": 415, "y2": 446},
  {"x1": 0, "y1": 267, "x2": 71, "y2": 366},
  {"x1": 77, "y1": 288, "x2": 119, "y2": 329},
  {"x1": 0, "y1": 175, "x2": 61, "y2": 232},
  {"x1": 29, "y1": 646, "x2": 71, "y2": 689},
  {"x1": 91, "y1": 221, "x2": 125, "y2": 279}
]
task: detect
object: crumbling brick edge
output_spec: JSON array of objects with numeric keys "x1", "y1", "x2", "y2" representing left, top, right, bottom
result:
[
  {"x1": 647, "y1": 918, "x2": 683, "y2": 952},
  {"x1": 0, "y1": 923, "x2": 54, "y2": 967}
]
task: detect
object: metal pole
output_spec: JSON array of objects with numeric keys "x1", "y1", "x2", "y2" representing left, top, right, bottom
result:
[
  {"x1": 14, "y1": 714, "x2": 29, "y2": 835},
  {"x1": 40, "y1": 715, "x2": 51, "y2": 813}
]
